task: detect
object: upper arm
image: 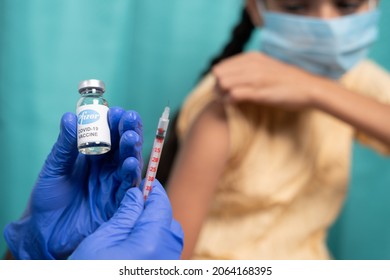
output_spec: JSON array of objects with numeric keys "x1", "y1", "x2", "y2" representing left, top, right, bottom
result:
[
  {"x1": 340, "y1": 60, "x2": 390, "y2": 154},
  {"x1": 167, "y1": 100, "x2": 230, "y2": 259}
]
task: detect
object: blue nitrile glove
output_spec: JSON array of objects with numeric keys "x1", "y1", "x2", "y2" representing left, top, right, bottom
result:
[
  {"x1": 4, "y1": 107, "x2": 143, "y2": 259},
  {"x1": 69, "y1": 180, "x2": 184, "y2": 260}
]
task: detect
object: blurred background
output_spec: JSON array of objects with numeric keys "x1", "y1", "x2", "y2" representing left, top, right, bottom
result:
[{"x1": 0, "y1": 0, "x2": 389, "y2": 259}]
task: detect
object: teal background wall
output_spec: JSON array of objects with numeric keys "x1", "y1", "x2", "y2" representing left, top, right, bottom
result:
[{"x1": 0, "y1": 0, "x2": 389, "y2": 259}]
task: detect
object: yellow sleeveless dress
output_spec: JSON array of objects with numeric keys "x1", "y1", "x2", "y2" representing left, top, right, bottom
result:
[{"x1": 176, "y1": 60, "x2": 390, "y2": 259}]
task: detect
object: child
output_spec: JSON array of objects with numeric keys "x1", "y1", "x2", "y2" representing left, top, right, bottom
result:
[{"x1": 165, "y1": 0, "x2": 390, "y2": 259}]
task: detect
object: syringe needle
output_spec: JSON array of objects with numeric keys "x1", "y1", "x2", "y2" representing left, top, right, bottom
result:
[{"x1": 143, "y1": 106, "x2": 170, "y2": 200}]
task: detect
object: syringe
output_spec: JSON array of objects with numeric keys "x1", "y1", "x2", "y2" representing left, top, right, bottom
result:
[{"x1": 143, "y1": 106, "x2": 170, "y2": 200}]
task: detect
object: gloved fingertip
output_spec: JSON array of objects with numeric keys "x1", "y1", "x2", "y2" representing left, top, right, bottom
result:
[
  {"x1": 61, "y1": 112, "x2": 77, "y2": 123},
  {"x1": 120, "y1": 157, "x2": 141, "y2": 183},
  {"x1": 127, "y1": 110, "x2": 142, "y2": 124},
  {"x1": 108, "y1": 106, "x2": 125, "y2": 124},
  {"x1": 60, "y1": 112, "x2": 77, "y2": 141},
  {"x1": 116, "y1": 187, "x2": 144, "y2": 221},
  {"x1": 123, "y1": 186, "x2": 143, "y2": 204},
  {"x1": 141, "y1": 179, "x2": 172, "y2": 225},
  {"x1": 144, "y1": 179, "x2": 166, "y2": 198},
  {"x1": 119, "y1": 110, "x2": 143, "y2": 136},
  {"x1": 121, "y1": 157, "x2": 139, "y2": 172},
  {"x1": 121, "y1": 130, "x2": 141, "y2": 147},
  {"x1": 116, "y1": 157, "x2": 141, "y2": 204}
]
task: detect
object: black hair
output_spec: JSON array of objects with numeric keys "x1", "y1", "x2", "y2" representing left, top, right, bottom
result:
[
  {"x1": 201, "y1": 8, "x2": 255, "y2": 76},
  {"x1": 156, "y1": 8, "x2": 255, "y2": 187}
]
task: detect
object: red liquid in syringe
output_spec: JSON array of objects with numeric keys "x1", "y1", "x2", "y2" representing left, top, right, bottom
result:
[{"x1": 143, "y1": 107, "x2": 170, "y2": 200}]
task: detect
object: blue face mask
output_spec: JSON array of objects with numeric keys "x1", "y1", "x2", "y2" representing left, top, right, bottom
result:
[{"x1": 259, "y1": 8, "x2": 380, "y2": 79}]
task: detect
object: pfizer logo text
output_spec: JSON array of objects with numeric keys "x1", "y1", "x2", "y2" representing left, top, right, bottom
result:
[{"x1": 78, "y1": 110, "x2": 100, "y2": 125}]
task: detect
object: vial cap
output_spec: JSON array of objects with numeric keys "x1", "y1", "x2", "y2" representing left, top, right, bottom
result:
[{"x1": 78, "y1": 79, "x2": 106, "y2": 93}]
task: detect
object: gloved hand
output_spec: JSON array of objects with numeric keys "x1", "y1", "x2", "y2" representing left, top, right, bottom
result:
[
  {"x1": 69, "y1": 180, "x2": 183, "y2": 260},
  {"x1": 4, "y1": 107, "x2": 143, "y2": 259}
]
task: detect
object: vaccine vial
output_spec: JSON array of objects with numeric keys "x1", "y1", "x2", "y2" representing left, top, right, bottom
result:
[{"x1": 76, "y1": 79, "x2": 111, "y2": 155}]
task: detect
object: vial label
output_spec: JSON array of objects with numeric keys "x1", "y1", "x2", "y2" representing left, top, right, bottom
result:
[{"x1": 77, "y1": 104, "x2": 110, "y2": 147}]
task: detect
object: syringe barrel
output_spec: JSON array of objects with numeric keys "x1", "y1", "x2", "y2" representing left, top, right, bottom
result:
[{"x1": 157, "y1": 118, "x2": 169, "y2": 134}]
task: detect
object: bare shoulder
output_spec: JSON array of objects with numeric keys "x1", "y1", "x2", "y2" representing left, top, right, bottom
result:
[
  {"x1": 171, "y1": 99, "x2": 230, "y2": 186},
  {"x1": 185, "y1": 99, "x2": 228, "y2": 141}
]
